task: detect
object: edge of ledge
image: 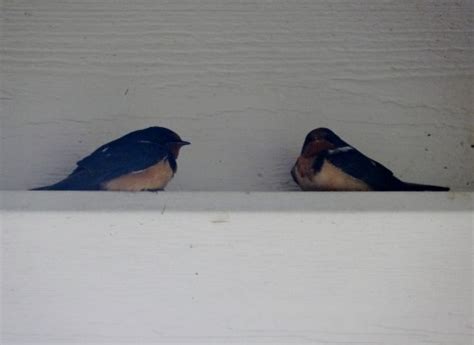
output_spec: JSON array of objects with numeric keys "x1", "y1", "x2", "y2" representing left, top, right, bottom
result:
[{"x1": 1, "y1": 191, "x2": 471, "y2": 213}]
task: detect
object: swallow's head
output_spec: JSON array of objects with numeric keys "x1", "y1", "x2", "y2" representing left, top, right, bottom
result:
[
  {"x1": 300, "y1": 127, "x2": 346, "y2": 156},
  {"x1": 126, "y1": 127, "x2": 190, "y2": 158}
]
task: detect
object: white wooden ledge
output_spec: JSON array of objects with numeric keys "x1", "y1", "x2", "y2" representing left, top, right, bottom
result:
[{"x1": 1, "y1": 191, "x2": 472, "y2": 345}]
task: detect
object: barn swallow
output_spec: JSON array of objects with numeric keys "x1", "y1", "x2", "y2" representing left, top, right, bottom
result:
[
  {"x1": 33, "y1": 127, "x2": 190, "y2": 191},
  {"x1": 291, "y1": 128, "x2": 449, "y2": 191}
]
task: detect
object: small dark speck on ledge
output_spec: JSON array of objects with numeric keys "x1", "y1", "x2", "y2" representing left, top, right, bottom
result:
[
  {"x1": 124, "y1": 88, "x2": 129, "y2": 95},
  {"x1": 470, "y1": 144, "x2": 474, "y2": 148},
  {"x1": 443, "y1": 166, "x2": 448, "y2": 169},
  {"x1": 257, "y1": 173, "x2": 263, "y2": 177},
  {"x1": 426, "y1": 133, "x2": 431, "y2": 137},
  {"x1": 424, "y1": 148, "x2": 428, "y2": 151},
  {"x1": 195, "y1": 272, "x2": 199, "y2": 276}
]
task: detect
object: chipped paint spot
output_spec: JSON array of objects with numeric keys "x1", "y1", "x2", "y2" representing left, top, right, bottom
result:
[
  {"x1": 211, "y1": 213, "x2": 230, "y2": 223},
  {"x1": 211, "y1": 219, "x2": 229, "y2": 223}
]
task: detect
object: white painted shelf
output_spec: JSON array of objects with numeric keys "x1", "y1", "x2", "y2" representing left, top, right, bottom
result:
[{"x1": 1, "y1": 191, "x2": 472, "y2": 345}]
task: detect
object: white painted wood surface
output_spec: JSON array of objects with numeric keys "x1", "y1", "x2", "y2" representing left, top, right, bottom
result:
[
  {"x1": 1, "y1": 191, "x2": 473, "y2": 345},
  {"x1": 1, "y1": 0, "x2": 473, "y2": 191}
]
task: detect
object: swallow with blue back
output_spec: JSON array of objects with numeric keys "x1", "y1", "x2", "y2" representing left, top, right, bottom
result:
[{"x1": 33, "y1": 127, "x2": 190, "y2": 191}]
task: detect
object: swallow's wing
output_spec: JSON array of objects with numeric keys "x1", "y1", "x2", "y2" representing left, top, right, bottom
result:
[
  {"x1": 74, "y1": 141, "x2": 171, "y2": 184},
  {"x1": 325, "y1": 147, "x2": 400, "y2": 190}
]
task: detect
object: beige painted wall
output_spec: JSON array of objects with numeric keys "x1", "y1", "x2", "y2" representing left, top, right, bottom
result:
[{"x1": 1, "y1": 0, "x2": 472, "y2": 191}]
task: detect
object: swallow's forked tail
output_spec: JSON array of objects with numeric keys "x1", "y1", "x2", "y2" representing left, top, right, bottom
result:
[
  {"x1": 398, "y1": 181, "x2": 450, "y2": 192},
  {"x1": 31, "y1": 184, "x2": 67, "y2": 191},
  {"x1": 31, "y1": 170, "x2": 98, "y2": 191}
]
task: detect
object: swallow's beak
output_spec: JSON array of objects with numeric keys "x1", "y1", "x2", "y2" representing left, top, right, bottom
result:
[{"x1": 168, "y1": 140, "x2": 190, "y2": 159}]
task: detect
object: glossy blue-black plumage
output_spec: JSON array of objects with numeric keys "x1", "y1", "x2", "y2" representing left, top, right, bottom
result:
[
  {"x1": 33, "y1": 127, "x2": 187, "y2": 191},
  {"x1": 323, "y1": 147, "x2": 404, "y2": 191}
]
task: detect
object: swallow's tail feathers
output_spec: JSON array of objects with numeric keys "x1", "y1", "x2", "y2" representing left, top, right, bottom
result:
[
  {"x1": 31, "y1": 185, "x2": 55, "y2": 191},
  {"x1": 31, "y1": 182, "x2": 77, "y2": 191},
  {"x1": 31, "y1": 170, "x2": 100, "y2": 191},
  {"x1": 396, "y1": 181, "x2": 450, "y2": 192}
]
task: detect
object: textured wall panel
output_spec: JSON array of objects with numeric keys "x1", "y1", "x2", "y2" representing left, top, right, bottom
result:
[{"x1": 1, "y1": 0, "x2": 472, "y2": 190}]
